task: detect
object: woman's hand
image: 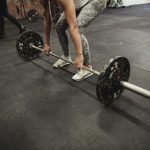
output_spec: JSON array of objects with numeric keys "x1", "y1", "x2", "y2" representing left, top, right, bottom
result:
[
  {"x1": 74, "y1": 54, "x2": 84, "y2": 69},
  {"x1": 43, "y1": 43, "x2": 51, "y2": 55}
]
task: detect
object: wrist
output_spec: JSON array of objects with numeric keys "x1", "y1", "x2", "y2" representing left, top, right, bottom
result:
[
  {"x1": 45, "y1": 39, "x2": 50, "y2": 45},
  {"x1": 77, "y1": 53, "x2": 83, "y2": 57},
  {"x1": 45, "y1": 42, "x2": 50, "y2": 46}
]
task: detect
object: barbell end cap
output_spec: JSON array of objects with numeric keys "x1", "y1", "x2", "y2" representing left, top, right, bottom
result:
[{"x1": 29, "y1": 43, "x2": 34, "y2": 48}]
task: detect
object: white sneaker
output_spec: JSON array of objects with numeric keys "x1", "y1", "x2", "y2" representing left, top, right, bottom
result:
[
  {"x1": 53, "y1": 55, "x2": 72, "y2": 68},
  {"x1": 72, "y1": 66, "x2": 93, "y2": 81}
]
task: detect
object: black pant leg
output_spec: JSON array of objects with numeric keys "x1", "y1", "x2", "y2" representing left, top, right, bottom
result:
[
  {"x1": 1, "y1": 0, "x2": 24, "y2": 31},
  {"x1": 0, "y1": 0, "x2": 5, "y2": 34},
  {"x1": 0, "y1": 16, "x2": 5, "y2": 34},
  {"x1": 3, "y1": 12, "x2": 23, "y2": 31}
]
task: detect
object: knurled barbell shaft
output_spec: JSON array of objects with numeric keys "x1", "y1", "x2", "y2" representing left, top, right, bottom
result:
[
  {"x1": 120, "y1": 81, "x2": 150, "y2": 98},
  {"x1": 31, "y1": 44, "x2": 101, "y2": 75}
]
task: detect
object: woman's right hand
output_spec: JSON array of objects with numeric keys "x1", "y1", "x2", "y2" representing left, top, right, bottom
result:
[{"x1": 43, "y1": 43, "x2": 51, "y2": 56}]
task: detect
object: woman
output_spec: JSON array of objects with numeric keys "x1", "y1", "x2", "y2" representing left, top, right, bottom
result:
[
  {"x1": 0, "y1": 0, "x2": 26, "y2": 39},
  {"x1": 39, "y1": 0, "x2": 106, "y2": 81}
]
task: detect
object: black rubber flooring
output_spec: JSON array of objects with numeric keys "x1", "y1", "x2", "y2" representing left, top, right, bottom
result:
[{"x1": 0, "y1": 4, "x2": 150, "y2": 150}]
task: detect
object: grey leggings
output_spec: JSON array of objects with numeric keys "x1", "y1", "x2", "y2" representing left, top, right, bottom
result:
[{"x1": 55, "y1": 0, "x2": 106, "y2": 65}]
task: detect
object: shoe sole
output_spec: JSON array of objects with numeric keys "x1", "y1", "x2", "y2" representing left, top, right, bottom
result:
[{"x1": 72, "y1": 73, "x2": 94, "y2": 82}]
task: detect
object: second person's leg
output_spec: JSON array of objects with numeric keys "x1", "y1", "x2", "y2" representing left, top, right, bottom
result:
[
  {"x1": 2, "y1": 1, "x2": 25, "y2": 34},
  {"x1": 0, "y1": 16, "x2": 5, "y2": 38},
  {"x1": 3, "y1": 11, "x2": 25, "y2": 34},
  {"x1": 0, "y1": 1, "x2": 5, "y2": 38}
]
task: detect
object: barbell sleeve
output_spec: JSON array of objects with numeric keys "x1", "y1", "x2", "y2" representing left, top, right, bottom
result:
[
  {"x1": 31, "y1": 44, "x2": 101, "y2": 75},
  {"x1": 120, "y1": 81, "x2": 150, "y2": 99}
]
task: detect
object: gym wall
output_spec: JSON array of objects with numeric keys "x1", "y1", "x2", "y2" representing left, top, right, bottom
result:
[
  {"x1": 7, "y1": 0, "x2": 40, "y2": 19},
  {"x1": 7, "y1": 0, "x2": 150, "y2": 19}
]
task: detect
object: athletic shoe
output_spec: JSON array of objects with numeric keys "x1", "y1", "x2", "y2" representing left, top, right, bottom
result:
[
  {"x1": 53, "y1": 55, "x2": 72, "y2": 68},
  {"x1": 72, "y1": 66, "x2": 93, "y2": 81}
]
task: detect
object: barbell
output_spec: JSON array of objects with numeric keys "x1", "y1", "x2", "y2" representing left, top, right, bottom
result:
[
  {"x1": 27, "y1": 9, "x2": 39, "y2": 22},
  {"x1": 16, "y1": 30, "x2": 150, "y2": 105}
]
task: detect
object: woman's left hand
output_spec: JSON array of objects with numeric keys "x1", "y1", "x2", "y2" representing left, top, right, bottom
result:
[{"x1": 74, "y1": 55, "x2": 84, "y2": 69}]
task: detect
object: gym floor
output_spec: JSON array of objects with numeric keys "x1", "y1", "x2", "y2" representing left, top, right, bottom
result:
[{"x1": 0, "y1": 4, "x2": 150, "y2": 150}]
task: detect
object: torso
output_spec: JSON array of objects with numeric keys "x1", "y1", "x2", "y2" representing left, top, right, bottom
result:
[{"x1": 54, "y1": 0, "x2": 90, "y2": 9}]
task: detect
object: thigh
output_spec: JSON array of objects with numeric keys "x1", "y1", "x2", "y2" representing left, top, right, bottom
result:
[{"x1": 77, "y1": 0, "x2": 106, "y2": 30}]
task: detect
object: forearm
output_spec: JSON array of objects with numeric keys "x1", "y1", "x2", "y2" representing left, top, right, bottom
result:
[{"x1": 44, "y1": 15, "x2": 51, "y2": 45}]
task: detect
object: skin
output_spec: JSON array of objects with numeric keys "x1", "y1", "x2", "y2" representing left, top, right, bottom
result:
[{"x1": 43, "y1": 0, "x2": 84, "y2": 69}]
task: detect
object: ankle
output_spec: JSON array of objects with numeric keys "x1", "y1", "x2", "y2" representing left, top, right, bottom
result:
[
  {"x1": 63, "y1": 55, "x2": 70, "y2": 58},
  {"x1": 83, "y1": 64, "x2": 92, "y2": 68}
]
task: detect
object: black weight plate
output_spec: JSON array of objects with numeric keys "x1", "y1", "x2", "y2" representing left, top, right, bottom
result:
[
  {"x1": 16, "y1": 31, "x2": 43, "y2": 60},
  {"x1": 27, "y1": 9, "x2": 39, "y2": 21},
  {"x1": 96, "y1": 56, "x2": 130, "y2": 105}
]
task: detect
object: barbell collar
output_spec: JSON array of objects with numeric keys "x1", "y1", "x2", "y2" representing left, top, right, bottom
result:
[
  {"x1": 31, "y1": 44, "x2": 101, "y2": 75},
  {"x1": 120, "y1": 81, "x2": 150, "y2": 99}
]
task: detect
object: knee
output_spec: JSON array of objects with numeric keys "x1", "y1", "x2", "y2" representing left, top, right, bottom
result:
[
  {"x1": 77, "y1": 23, "x2": 85, "y2": 34},
  {"x1": 80, "y1": 33, "x2": 86, "y2": 43},
  {"x1": 80, "y1": 33, "x2": 88, "y2": 44},
  {"x1": 55, "y1": 22, "x2": 65, "y2": 33},
  {"x1": 90, "y1": 0, "x2": 107, "y2": 12},
  {"x1": 55, "y1": 23, "x2": 60, "y2": 32},
  {"x1": 80, "y1": 34, "x2": 89, "y2": 53}
]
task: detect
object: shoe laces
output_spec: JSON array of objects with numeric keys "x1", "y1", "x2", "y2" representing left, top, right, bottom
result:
[
  {"x1": 77, "y1": 66, "x2": 92, "y2": 75},
  {"x1": 77, "y1": 69, "x2": 86, "y2": 75}
]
